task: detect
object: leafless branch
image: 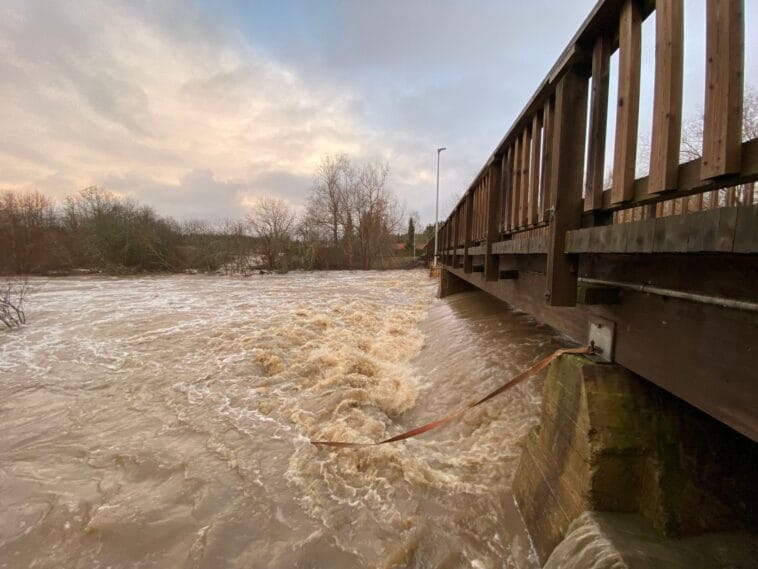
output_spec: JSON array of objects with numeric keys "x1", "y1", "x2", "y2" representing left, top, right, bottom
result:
[{"x1": 0, "y1": 278, "x2": 29, "y2": 329}]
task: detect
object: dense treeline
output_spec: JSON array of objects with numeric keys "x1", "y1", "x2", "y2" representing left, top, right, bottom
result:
[
  {"x1": 0, "y1": 187, "x2": 254, "y2": 275},
  {"x1": 1, "y1": 154, "x2": 416, "y2": 275}
]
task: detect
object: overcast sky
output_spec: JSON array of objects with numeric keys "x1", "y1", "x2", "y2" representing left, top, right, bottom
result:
[{"x1": 1, "y1": 1, "x2": 756, "y2": 226}]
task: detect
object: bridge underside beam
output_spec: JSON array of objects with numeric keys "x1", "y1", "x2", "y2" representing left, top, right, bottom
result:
[{"x1": 441, "y1": 254, "x2": 758, "y2": 443}]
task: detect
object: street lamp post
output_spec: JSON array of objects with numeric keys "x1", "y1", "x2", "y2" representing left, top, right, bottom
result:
[{"x1": 434, "y1": 147, "x2": 446, "y2": 268}]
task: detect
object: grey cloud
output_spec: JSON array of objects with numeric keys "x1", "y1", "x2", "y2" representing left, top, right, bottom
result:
[
  {"x1": 101, "y1": 168, "x2": 312, "y2": 222},
  {"x1": 103, "y1": 170, "x2": 249, "y2": 222}
]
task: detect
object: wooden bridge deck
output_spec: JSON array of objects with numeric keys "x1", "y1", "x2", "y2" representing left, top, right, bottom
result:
[{"x1": 427, "y1": 0, "x2": 758, "y2": 442}]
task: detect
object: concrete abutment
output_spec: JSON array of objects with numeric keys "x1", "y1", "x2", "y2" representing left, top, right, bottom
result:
[
  {"x1": 438, "y1": 268, "x2": 477, "y2": 298},
  {"x1": 513, "y1": 355, "x2": 758, "y2": 567}
]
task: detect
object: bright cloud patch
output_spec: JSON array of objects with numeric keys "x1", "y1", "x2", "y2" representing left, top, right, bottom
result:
[{"x1": 0, "y1": 0, "x2": 365, "y2": 219}]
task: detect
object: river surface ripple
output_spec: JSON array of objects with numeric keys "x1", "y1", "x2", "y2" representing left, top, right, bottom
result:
[{"x1": 0, "y1": 271, "x2": 569, "y2": 568}]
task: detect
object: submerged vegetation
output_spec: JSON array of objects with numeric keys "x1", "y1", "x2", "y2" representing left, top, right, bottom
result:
[{"x1": 0, "y1": 278, "x2": 28, "y2": 329}]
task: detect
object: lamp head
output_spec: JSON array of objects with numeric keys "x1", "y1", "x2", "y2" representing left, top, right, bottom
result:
[{"x1": 437, "y1": 147, "x2": 446, "y2": 153}]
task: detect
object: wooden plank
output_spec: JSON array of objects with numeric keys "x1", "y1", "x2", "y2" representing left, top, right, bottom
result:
[
  {"x1": 510, "y1": 137, "x2": 521, "y2": 230},
  {"x1": 745, "y1": 182, "x2": 755, "y2": 205},
  {"x1": 540, "y1": 98, "x2": 555, "y2": 223},
  {"x1": 654, "y1": 214, "x2": 689, "y2": 253},
  {"x1": 609, "y1": 220, "x2": 630, "y2": 252},
  {"x1": 546, "y1": 68, "x2": 589, "y2": 306},
  {"x1": 528, "y1": 236, "x2": 548, "y2": 254},
  {"x1": 520, "y1": 127, "x2": 532, "y2": 227},
  {"x1": 565, "y1": 228, "x2": 591, "y2": 253},
  {"x1": 528, "y1": 112, "x2": 543, "y2": 224},
  {"x1": 474, "y1": 185, "x2": 480, "y2": 240},
  {"x1": 491, "y1": 237, "x2": 548, "y2": 255},
  {"x1": 569, "y1": 208, "x2": 742, "y2": 255},
  {"x1": 611, "y1": 0, "x2": 642, "y2": 204},
  {"x1": 480, "y1": 181, "x2": 487, "y2": 239},
  {"x1": 686, "y1": 207, "x2": 738, "y2": 252},
  {"x1": 485, "y1": 160, "x2": 503, "y2": 281},
  {"x1": 626, "y1": 218, "x2": 656, "y2": 253},
  {"x1": 585, "y1": 34, "x2": 611, "y2": 211},
  {"x1": 702, "y1": 0, "x2": 744, "y2": 179},
  {"x1": 649, "y1": 0, "x2": 684, "y2": 193},
  {"x1": 590, "y1": 225, "x2": 614, "y2": 252},
  {"x1": 476, "y1": 184, "x2": 480, "y2": 235},
  {"x1": 464, "y1": 192, "x2": 474, "y2": 272},
  {"x1": 733, "y1": 203, "x2": 758, "y2": 252},
  {"x1": 502, "y1": 148, "x2": 513, "y2": 232},
  {"x1": 483, "y1": 177, "x2": 490, "y2": 238}
]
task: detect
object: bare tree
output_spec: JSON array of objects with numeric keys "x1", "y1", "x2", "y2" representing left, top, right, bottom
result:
[
  {"x1": 306, "y1": 154, "x2": 353, "y2": 247},
  {"x1": 1, "y1": 279, "x2": 29, "y2": 329},
  {"x1": 352, "y1": 162, "x2": 403, "y2": 269},
  {"x1": 248, "y1": 197, "x2": 297, "y2": 271}
]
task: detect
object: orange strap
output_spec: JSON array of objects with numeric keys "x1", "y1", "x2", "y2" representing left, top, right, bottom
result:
[{"x1": 311, "y1": 345, "x2": 592, "y2": 449}]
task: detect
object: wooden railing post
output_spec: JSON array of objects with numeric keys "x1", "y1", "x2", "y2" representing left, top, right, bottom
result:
[
  {"x1": 611, "y1": 0, "x2": 642, "y2": 204},
  {"x1": 464, "y1": 191, "x2": 474, "y2": 273},
  {"x1": 510, "y1": 137, "x2": 521, "y2": 230},
  {"x1": 701, "y1": 0, "x2": 744, "y2": 179},
  {"x1": 546, "y1": 67, "x2": 589, "y2": 306},
  {"x1": 451, "y1": 211, "x2": 458, "y2": 267},
  {"x1": 528, "y1": 113, "x2": 543, "y2": 224},
  {"x1": 540, "y1": 98, "x2": 555, "y2": 223},
  {"x1": 485, "y1": 157, "x2": 503, "y2": 281},
  {"x1": 648, "y1": 0, "x2": 684, "y2": 193},
  {"x1": 585, "y1": 34, "x2": 611, "y2": 211},
  {"x1": 519, "y1": 127, "x2": 532, "y2": 227},
  {"x1": 502, "y1": 147, "x2": 514, "y2": 232}
]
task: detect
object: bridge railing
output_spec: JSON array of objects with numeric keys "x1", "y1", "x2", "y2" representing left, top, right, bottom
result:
[{"x1": 437, "y1": 0, "x2": 757, "y2": 305}]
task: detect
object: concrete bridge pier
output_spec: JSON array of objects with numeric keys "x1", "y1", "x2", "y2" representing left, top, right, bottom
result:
[
  {"x1": 438, "y1": 268, "x2": 477, "y2": 298},
  {"x1": 514, "y1": 354, "x2": 758, "y2": 567}
]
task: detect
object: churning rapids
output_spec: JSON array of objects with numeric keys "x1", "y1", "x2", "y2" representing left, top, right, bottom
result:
[{"x1": 0, "y1": 271, "x2": 570, "y2": 569}]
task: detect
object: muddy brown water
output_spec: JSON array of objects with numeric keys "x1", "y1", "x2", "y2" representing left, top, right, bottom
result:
[{"x1": 0, "y1": 271, "x2": 570, "y2": 568}]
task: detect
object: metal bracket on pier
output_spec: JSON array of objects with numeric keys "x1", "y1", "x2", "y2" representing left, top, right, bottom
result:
[{"x1": 588, "y1": 317, "x2": 615, "y2": 363}]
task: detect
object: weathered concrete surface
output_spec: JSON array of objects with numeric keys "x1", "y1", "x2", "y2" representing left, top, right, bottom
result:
[
  {"x1": 513, "y1": 355, "x2": 758, "y2": 564},
  {"x1": 544, "y1": 512, "x2": 758, "y2": 569},
  {"x1": 438, "y1": 268, "x2": 477, "y2": 298}
]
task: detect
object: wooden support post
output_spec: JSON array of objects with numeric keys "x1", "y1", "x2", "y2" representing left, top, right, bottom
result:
[
  {"x1": 510, "y1": 137, "x2": 521, "y2": 230},
  {"x1": 585, "y1": 34, "x2": 611, "y2": 211},
  {"x1": 546, "y1": 68, "x2": 589, "y2": 306},
  {"x1": 745, "y1": 182, "x2": 755, "y2": 205},
  {"x1": 528, "y1": 113, "x2": 543, "y2": 224},
  {"x1": 450, "y1": 211, "x2": 461, "y2": 269},
  {"x1": 702, "y1": 0, "x2": 744, "y2": 179},
  {"x1": 520, "y1": 127, "x2": 532, "y2": 227},
  {"x1": 540, "y1": 98, "x2": 555, "y2": 223},
  {"x1": 464, "y1": 192, "x2": 474, "y2": 273},
  {"x1": 611, "y1": 0, "x2": 641, "y2": 204},
  {"x1": 485, "y1": 158, "x2": 503, "y2": 281},
  {"x1": 649, "y1": 0, "x2": 684, "y2": 194},
  {"x1": 502, "y1": 148, "x2": 513, "y2": 232}
]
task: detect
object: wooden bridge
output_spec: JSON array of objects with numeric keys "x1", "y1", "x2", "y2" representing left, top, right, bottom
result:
[{"x1": 426, "y1": 0, "x2": 757, "y2": 442}]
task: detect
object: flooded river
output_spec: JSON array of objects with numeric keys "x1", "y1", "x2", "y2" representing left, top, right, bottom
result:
[{"x1": 0, "y1": 271, "x2": 569, "y2": 568}]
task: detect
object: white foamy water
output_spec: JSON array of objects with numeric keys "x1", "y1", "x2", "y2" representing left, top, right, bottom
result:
[{"x1": 0, "y1": 271, "x2": 568, "y2": 568}]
